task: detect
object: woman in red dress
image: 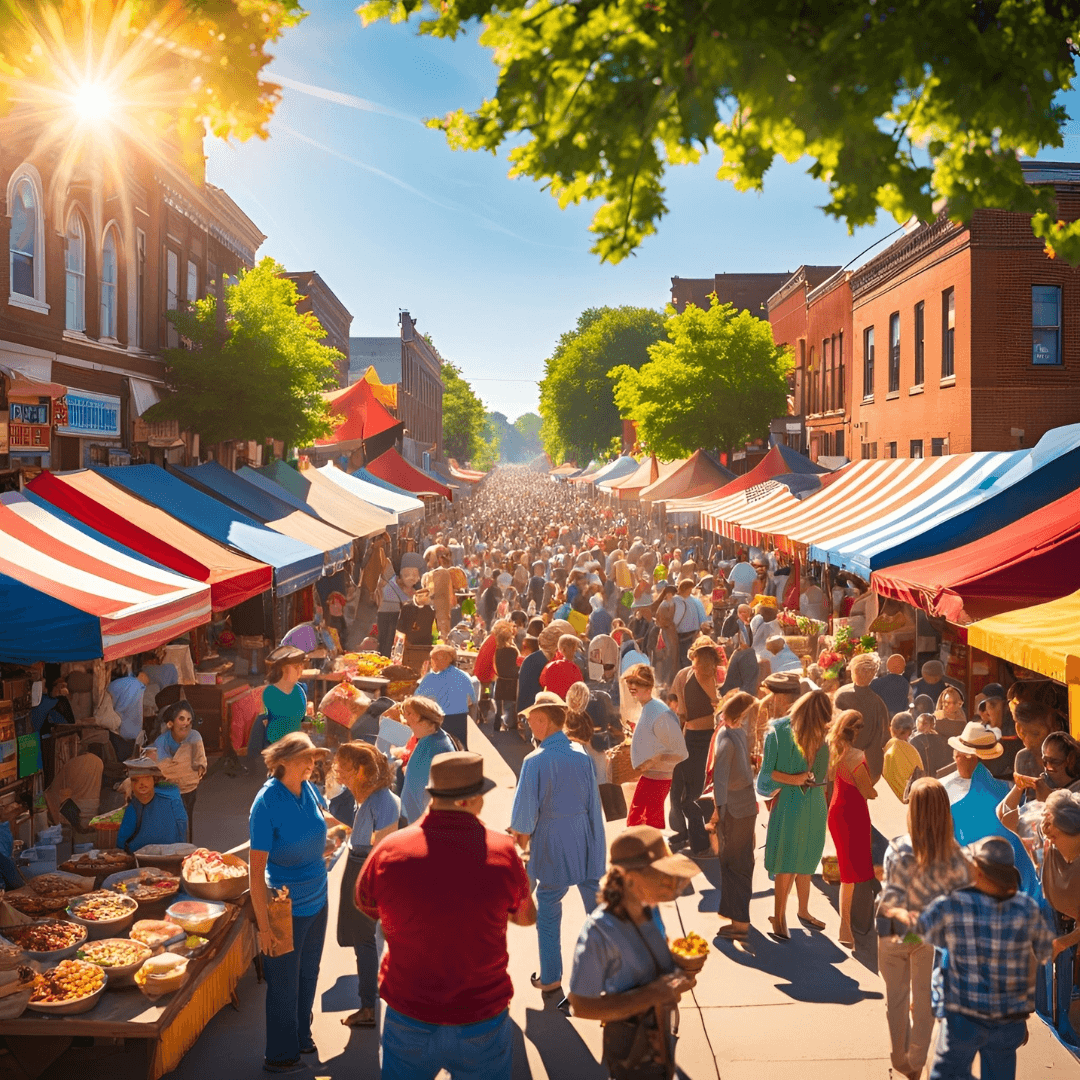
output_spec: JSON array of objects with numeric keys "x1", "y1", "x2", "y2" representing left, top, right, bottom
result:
[{"x1": 826, "y1": 709, "x2": 878, "y2": 946}]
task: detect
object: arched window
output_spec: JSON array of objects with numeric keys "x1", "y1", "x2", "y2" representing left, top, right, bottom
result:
[
  {"x1": 65, "y1": 210, "x2": 86, "y2": 331},
  {"x1": 100, "y1": 227, "x2": 119, "y2": 339},
  {"x1": 9, "y1": 178, "x2": 36, "y2": 299}
]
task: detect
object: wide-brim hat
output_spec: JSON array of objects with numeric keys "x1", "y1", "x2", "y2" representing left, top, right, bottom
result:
[
  {"x1": 426, "y1": 751, "x2": 497, "y2": 798},
  {"x1": 266, "y1": 644, "x2": 307, "y2": 666},
  {"x1": 763, "y1": 671, "x2": 802, "y2": 695},
  {"x1": 947, "y1": 721, "x2": 1003, "y2": 759},
  {"x1": 610, "y1": 825, "x2": 699, "y2": 879},
  {"x1": 520, "y1": 690, "x2": 568, "y2": 719}
]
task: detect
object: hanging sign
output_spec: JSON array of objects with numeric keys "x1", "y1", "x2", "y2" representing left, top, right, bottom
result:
[
  {"x1": 57, "y1": 390, "x2": 121, "y2": 439},
  {"x1": 9, "y1": 398, "x2": 50, "y2": 449}
]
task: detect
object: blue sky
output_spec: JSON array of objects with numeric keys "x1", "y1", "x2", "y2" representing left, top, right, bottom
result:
[{"x1": 205, "y1": 1, "x2": 1080, "y2": 421}]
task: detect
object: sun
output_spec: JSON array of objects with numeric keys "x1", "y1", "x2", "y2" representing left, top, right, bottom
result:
[{"x1": 70, "y1": 80, "x2": 116, "y2": 124}]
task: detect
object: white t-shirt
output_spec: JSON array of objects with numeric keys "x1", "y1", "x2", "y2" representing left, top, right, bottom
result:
[{"x1": 727, "y1": 563, "x2": 757, "y2": 593}]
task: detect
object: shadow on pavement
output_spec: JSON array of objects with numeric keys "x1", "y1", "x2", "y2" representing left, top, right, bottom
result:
[
  {"x1": 524, "y1": 1006, "x2": 607, "y2": 1079},
  {"x1": 482, "y1": 722, "x2": 534, "y2": 782},
  {"x1": 310, "y1": 1024, "x2": 380, "y2": 1079},
  {"x1": 715, "y1": 926, "x2": 885, "y2": 1006}
]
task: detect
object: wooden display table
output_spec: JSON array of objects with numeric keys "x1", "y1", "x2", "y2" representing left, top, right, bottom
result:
[{"x1": 0, "y1": 900, "x2": 256, "y2": 1079}]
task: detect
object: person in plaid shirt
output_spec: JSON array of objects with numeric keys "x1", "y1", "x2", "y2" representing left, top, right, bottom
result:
[{"x1": 916, "y1": 836, "x2": 1055, "y2": 1080}]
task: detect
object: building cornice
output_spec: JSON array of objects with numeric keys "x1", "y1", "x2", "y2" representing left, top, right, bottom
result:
[{"x1": 850, "y1": 214, "x2": 963, "y2": 299}]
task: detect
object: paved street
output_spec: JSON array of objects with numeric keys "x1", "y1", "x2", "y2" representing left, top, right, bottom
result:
[{"x1": 38, "y1": 715, "x2": 1066, "y2": 1080}]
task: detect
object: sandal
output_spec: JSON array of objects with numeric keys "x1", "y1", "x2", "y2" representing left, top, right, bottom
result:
[
  {"x1": 768, "y1": 916, "x2": 790, "y2": 940},
  {"x1": 530, "y1": 972, "x2": 563, "y2": 999},
  {"x1": 798, "y1": 912, "x2": 826, "y2": 930}
]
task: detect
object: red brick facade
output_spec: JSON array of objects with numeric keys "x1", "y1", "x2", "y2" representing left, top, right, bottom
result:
[{"x1": 805, "y1": 273, "x2": 852, "y2": 462}]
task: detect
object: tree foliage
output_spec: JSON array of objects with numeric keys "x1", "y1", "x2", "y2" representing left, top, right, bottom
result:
[
  {"x1": 611, "y1": 298, "x2": 792, "y2": 458},
  {"x1": 0, "y1": 1, "x2": 304, "y2": 176},
  {"x1": 146, "y1": 258, "x2": 340, "y2": 448},
  {"x1": 359, "y1": 0, "x2": 1080, "y2": 263},
  {"x1": 539, "y1": 306, "x2": 664, "y2": 465},
  {"x1": 442, "y1": 360, "x2": 490, "y2": 463}
]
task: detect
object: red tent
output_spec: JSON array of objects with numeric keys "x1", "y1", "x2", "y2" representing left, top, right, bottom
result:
[
  {"x1": 366, "y1": 447, "x2": 453, "y2": 501},
  {"x1": 27, "y1": 469, "x2": 272, "y2": 611},
  {"x1": 870, "y1": 489, "x2": 1080, "y2": 623},
  {"x1": 319, "y1": 379, "x2": 403, "y2": 460}
]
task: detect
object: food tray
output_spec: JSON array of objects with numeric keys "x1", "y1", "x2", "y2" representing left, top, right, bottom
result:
[
  {"x1": 66, "y1": 892, "x2": 138, "y2": 940},
  {"x1": 28, "y1": 964, "x2": 107, "y2": 1016},
  {"x1": 102, "y1": 867, "x2": 181, "y2": 916},
  {"x1": 77, "y1": 937, "x2": 153, "y2": 987},
  {"x1": 3, "y1": 921, "x2": 88, "y2": 961},
  {"x1": 135, "y1": 844, "x2": 197, "y2": 875},
  {"x1": 165, "y1": 900, "x2": 225, "y2": 936},
  {"x1": 181, "y1": 851, "x2": 249, "y2": 902}
]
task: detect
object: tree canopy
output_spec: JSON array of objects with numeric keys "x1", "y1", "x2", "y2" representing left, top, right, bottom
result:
[
  {"x1": 442, "y1": 360, "x2": 491, "y2": 463},
  {"x1": 539, "y1": 306, "x2": 665, "y2": 465},
  {"x1": 611, "y1": 298, "x2": 791, "y2": 458},
  {"x1": 146, "y1": 258, "x2": 340, "y2": 448},
  {"x1": 484, "y1": 411, "x2": 544, "y2": 462},
  {"x1": 359, "y1": 0, "x2": 1080, "y2": 263},
  {"x1": 0, "y1": 1, "x2": 304, "y2": 176}
]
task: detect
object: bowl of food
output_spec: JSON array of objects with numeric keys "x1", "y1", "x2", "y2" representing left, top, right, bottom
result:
[
  {"x1": 134, "y1": 843, "x2": 198, "y2": 876},
  {"x1": 129, "y1": 919, "x2": 185, "y2": 954},
  {"x1": 165, "y1": 900, "x2": 226, "y2": 936},
  {"x1": 670, "y1": 932, "x2": 709, "y2": 973},
  {"x1": 133, "y1": 952, "x2": 189, "y2": 1001},
  {"x1": 28, "y1": 958, "x2": 107, "y2": 1015},
  {"x1": 5, "y1": 893, "x2": 71, "y2": 918},
  {"x1": 66, "y1": 891, "x2": 138, "y2": 939},
  {"x1": 173, "y1": 934, "x2": 210, "y2": 959},
  {"x1": 78, "y1": 937, "x2": 153, "y2": 987},
  {"x1": 4, "y1": 921, "x2": 88, "y2": 961},
  {"x1": 0, "y1": 967, "x2": 39, "y2": 1020},
  {"x1": 180, "y1": 849, "x2": 249, "y2": 902},
  {"x1": 25, "y1": 872, "x2": 95, "y2": 902},
  {"x1": 103, "y1": 868, "x2": 181, "y2": 915},
  {"x1": 59, "y1": 849, "x2": 136, "y2": 887}
]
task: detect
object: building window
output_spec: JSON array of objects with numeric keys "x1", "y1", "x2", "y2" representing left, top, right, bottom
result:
[
  {"x1": 863, "y1": 327, "x2": 874, "y2": 398},
  {"x1": 888, "y1": 312, "x2": 900, "y2": 393},
  {"x1": 835, "y1": 429, "x2": 844, "y2": 459},
  {"x1": 910, "y1": 439, "x2": 924, "y2": 459},
  {"x1": 166, "y1": 248, "x2": 179, "y2": 348},
  {"x1": 64, "y1": 210, "x2": 86, "y2": 331},
  {"x1": 100, "y1": 227, "x2": 119, "y2": 340},
  {"x1": 9, "y1": 176, "x2": 38, "y2": 300},
  {"x1": 135, "y1": 229, "x2": 146, "y2": 349},
  {"x1": 808, "y1": 346, "x2": 816, "y2": 413},
  {"x1": 914, "y1": 301, "x2": 925, "y2": 386},
  {"x1": 837, "y1": 331, "x2": 845, "y2": 411},
  {"x1": 1032, "y1": 285, "x2": 1062, "y2": 366},
  {"x1": 942, "y1": 288, "x2": 955, "y2": 378},
  {"x1": 187, "y1": 259, "x2": 198, "y2": 304},
  {"x1": 931, "y1": 437, "x2": 946, "y2": 456},
  {"x1": 860, "y1": 441, "x2": 878, "y2": 460},
  {"x1": 886, "y1": 441, "x2": 897, "y2": 459}
]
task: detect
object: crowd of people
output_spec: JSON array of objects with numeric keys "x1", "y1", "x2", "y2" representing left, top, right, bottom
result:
[{"x1": 239, "y1": 466, "x2": 1074, "y2": 1080}]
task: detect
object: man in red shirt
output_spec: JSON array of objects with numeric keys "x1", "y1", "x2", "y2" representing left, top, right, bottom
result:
[
  {"x1": 357, "y1": 751, "x2": 536, "y2": 1080},
  {"x1": 538, "y1": 634, "x2": 585, "y2": 700}
]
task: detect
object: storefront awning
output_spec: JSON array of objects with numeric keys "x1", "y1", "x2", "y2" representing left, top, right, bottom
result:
[
  {"x1": 870, "y1": 490, "x2": 1080, "y2": 623},
  {"x1": 26, "y1": 469, "x2": 272, "y2": 611},
  {"x1": 0, "y1": 492, "x2": 210, "y2": 662},
  {"x1": 99, "y1": 465, "x2": 326, "y2": 596},
  {"x1": 176, "y1": 462, "x2": 357, "y2": 569}
]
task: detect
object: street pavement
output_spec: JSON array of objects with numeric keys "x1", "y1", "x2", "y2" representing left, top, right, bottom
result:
[{"x1": 31, "y1": 715, "x2": 1078, "y2": 1079}]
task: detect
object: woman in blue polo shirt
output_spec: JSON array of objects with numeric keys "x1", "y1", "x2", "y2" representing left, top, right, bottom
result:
[{"x1": 249, "y1": 732, "x2": 349, "y2": 1072}]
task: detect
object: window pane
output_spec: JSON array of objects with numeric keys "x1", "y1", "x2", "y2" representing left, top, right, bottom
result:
[
  {"x1": 1032, "y1": 286, "x2": 1060, "y2": 327},
  {"x1": 187, "y1": 260, "x2": 198, "y2": 302},
  {"x1": 65, "y1": 214, "x2": 85, "y2": 331},
  {"x1": 889, "y1": 312, "x2": 900, "y2": 392},
  {"x1": 10, "y1": 180, "x2": 35, "y2": 298},
  {"x1": 910, "y1": 439, "x2": 923, "y2": 459},
  {"x1": 1033, "y1": 328, "x2": 1060, "y2": 366},
  {"x1": 100, "y1": 230, "x2": 118, "y2": 338}
]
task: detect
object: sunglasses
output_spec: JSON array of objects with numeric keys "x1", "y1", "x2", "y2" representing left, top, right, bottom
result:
[{"x1": 1043, "y1": 755, "x2": 1067, "y2": 767}]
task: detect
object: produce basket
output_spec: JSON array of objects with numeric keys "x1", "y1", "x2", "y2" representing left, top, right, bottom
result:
[
  {"x1": 671, "y1": 933, "x2": 709, "y2": 973},
  {"x1": 93, "y1": 822, "x2": 121, "y2": 850}
]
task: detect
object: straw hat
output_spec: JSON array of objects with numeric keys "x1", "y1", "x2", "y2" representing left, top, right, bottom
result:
[{"x1": 947, "y1": 722, "x2": 1003, "y2": 760}]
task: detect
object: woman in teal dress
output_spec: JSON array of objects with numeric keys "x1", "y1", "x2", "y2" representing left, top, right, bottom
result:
[{"x1": 756, "y1": 689, "x2": 832, "y2": 939}]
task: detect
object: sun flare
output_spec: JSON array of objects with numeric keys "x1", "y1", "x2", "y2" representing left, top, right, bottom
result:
[{"x1": 70, "y1": 80, "x2": 117, "y2": 123}]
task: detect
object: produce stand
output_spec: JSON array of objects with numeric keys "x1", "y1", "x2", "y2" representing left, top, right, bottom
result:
[{"x1": 0, "y1": 900, "x2": 256, "y2": 1080}]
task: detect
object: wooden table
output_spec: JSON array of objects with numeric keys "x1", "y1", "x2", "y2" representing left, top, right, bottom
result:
[{"x1": 0, "y1": 901, "x2": 256, "y2": 1079}]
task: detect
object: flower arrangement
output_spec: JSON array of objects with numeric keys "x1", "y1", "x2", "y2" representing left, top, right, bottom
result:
[
  {"x1": 817, "y1": 649, "x2": 845, "y2": 680},
  {"x1": 778, "y1": 609, "x2": 826, "y2": 636},
  {"x1": 834, "y1": 624, "x2": 877, "y2": 658}
]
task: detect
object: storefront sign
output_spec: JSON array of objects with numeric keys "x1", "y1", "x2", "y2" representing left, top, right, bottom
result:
[
  {"x1": 57, "y1": 390, "x2": 121, "y2": 439},
  {"x1": 9, "y1": 398, "x2": 50, "y2": 449}
]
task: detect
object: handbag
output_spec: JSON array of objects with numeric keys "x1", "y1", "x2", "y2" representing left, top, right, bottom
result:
[
  {"x1": 93, "y1": 691, "x2": 123, "y2": 734},
  {"x1": 265, "y1": 886, "x2": 294, "y2": 957},
  {"x1": 599, "y1": 782, "x2": 629, "y2": 821},
  {"x1": 608, "y1": 737, "x2": 645, "y2": 786}
]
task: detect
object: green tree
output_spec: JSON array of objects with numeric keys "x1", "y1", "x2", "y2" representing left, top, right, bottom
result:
[
  {"x1": 610, "y1": 298, "x2": 792, "y2": 458},
  {"x1": 473, "y1": 415, "x2": 501, "y2": 470},
  {"x1": 359, "y1": 0, "x2": 1080, "y2": 264},
  {"x1": 539, "y1": 306, "x2": 664, "y2": 465},
  {"x1": 146, "y1": 258, "x2": 340, "y2": 447},
  {"x1": 0, "y1": 1, "x2": 304, "y2": 176},
  {"x1": 442, "y1": 361, "x2": 489, "y2": 462}
]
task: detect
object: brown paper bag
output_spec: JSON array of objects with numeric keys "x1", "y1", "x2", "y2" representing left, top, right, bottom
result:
[{"x1": 265, "y1": 886, "x2": 293, "y2": 957}]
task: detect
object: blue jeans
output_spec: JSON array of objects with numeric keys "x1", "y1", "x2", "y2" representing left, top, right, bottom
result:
[
  {"x1": 929, "y1": 1012, "x2": 1027, "y2": 1080},
  {"x1": 536, "y1": 879, "x2": 600, "y2": 985},
  {"x1": 381, "y1": 1006, "x2": 512, "y2": 1080},
  {"x1": 262, "y1": 904, "x2": 328, "y2": 1063}
]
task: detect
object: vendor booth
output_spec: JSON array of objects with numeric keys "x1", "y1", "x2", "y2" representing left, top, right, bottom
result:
[
  {"x1": 364, "y1": 448, "x2": 453, "y2": 501},
  {"x1": 317, "y1": 463, "x2": 425, "y2": 524}
]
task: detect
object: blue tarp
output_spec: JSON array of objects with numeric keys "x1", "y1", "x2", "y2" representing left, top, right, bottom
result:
[
  {"x1": 809, "y1": 423, "x2": 1080, "y2": 576},
  {"x1": 175, "y1": 462, "x2": 354, "y2": 570},
  {"x1": 99, "y1": 465, "x2": 325, "y2": 596}
]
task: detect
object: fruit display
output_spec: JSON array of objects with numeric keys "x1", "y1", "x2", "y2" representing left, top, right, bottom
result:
[
  {"x1": 79, "y1": 938, "x2": 152, "y2": 969},
  {"x1": 5, "y1": 921, "x2": 87, "y2": 955},
  {"x1": 67, "y1": 891, "x2": 138, "y2": 922},
  {"x1": 129, "y1": 919, "x2": 184, "y2": 949},
  {"x1": 340, "y1": 652, "x2": 393, "y2": 677},
  {"x1": 59, "y1": 850, "x2": 135, "y2": 875},
  {"x1": 30, "y1": 959, "x2": 105, "y2": 1004},
  {"x1": 182, "y1": 849, "x2": 247, "y2": 882},
  {"x1": 671, "y1": 932, "x2": 709, "y2": 971},
  {"x1": 108, "y1": 868, "x2": 180, "y2": 901}
]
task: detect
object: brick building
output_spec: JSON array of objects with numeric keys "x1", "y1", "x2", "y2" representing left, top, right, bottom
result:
[
  {"x1": 399, "y1": 311, "x2": 444, "y2": 464},
  {"x1": 671, "y1": 272, "x2": 794, "y2": 317},
  {"x1": 0, "y1": 109, "x2": 263, "y2": 475},
  {"x1": 284, "y1": 272, "x2": 353, "y2": 387},
  {"x1": 851, "y1": 161, "x2": 1080, "y2": 459},
  {"x1": 804, "y1": 271, "x2": 853, "y2": 465}
]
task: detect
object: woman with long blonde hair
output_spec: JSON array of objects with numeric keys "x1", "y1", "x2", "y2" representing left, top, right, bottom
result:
[
  {"x1": 826, "y1": 710, "x2": 877, "y2": 946},
  {"x1": 877, "y1": 779, "x2": 969, "y2": 1080},
  {"x1": 756, "y1": 689, "x2": 833, "y2": 938},
  {"x1": 333, "y1": 742, "x2": 400, "y2": 1028}
]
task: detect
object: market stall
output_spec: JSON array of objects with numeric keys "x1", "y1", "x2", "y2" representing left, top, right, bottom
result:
[
  {"x1": 640, "y1": 448, "x2": 734, "y2": 506},
  {"x1": 317, "y1": 462, "x2": 425, "y2": 524},
  {"x1": 364, "y1": 447, "x2": 454, "y2": 501}
]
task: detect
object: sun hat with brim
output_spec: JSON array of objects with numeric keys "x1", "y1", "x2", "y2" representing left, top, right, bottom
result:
[
  {"x1": 610, "y1": 826, "x2": 699, "y2": 879},
  {"x1": 520, "y1": 691, "x2": 567, "y2": 719},
  {"x1": 763, "y1": 671, "x2": 802, "y2": 695},
  {"x1": 964, "y1": 836, "x2": 1020, "y2": 892},
  {"x1": 266, "y1": 644, "x2": 308, "y2": 666},
  {"x1": 947, "y1": 722, "x2": 1003, "y2": 759},
  {"x1": 426, "y1": 751, "x2": 497, "y2": 798},
  {"x1": 124, "y1": 757, "x2": 164, "y2": 780}
]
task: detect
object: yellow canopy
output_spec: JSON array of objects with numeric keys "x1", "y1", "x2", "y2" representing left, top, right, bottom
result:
[
  {"x1": 968, "y1": 589, "x2": 1080, "y2": 735},
  {"x1": 362, "y1": 365, "x2": 397, "y2": 410}
]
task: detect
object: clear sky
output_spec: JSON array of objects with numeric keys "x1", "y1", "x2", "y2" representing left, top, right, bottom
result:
[{"x1": 205, "y1": 1, "x2": 1079, "y2": 422}]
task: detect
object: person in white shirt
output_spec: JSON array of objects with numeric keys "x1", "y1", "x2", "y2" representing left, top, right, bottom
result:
[
  {"x1": 726, "y1": 553, "x2": 757, "y2": 598},
  {"x1": 765, "y1": 635, "x2": 802, "y2": 674}
]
